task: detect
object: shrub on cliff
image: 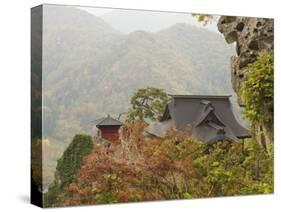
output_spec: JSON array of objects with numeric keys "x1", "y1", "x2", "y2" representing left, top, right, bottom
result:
[
  {"x1": 44, "y1": 134, "x2": 93, "y2": 207},
  {"x1": 242, "y1": 52, "x2": 274, "y2": 126}
]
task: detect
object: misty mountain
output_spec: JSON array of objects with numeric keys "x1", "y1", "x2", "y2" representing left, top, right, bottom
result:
[
  {"x1": 42, "y1": 5, "x2": 235, "y2": 141},
  {"x1": 40, "y1": 5, "x2": 236, "y2": 186},
  {"x1": 101, "y1": 9, "x2": 218, "y2": 33}
]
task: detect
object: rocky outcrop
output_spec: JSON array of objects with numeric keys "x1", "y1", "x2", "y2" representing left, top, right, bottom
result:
[
  {"x1": 217, "y1": 16, "x2": 274, "y2": 148},
  {"x1": 217, "y1": 16, "x2": 274, "y2": 105}
]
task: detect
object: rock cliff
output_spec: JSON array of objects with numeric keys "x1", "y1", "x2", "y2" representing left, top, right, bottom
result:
[
  {"x1": 217, "y1": 16, "x2": 274, "y2": 105},
  {"x1": 217, "y1": 16, "x2": 274, "y2": 148}
]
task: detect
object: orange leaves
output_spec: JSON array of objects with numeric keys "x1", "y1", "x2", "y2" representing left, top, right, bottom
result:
[
  {"x1": 60, "y1": 121, "x2": 202, "y2": 205},
  {"x1": 68, "y1": 183, "x2": 80, "y2": 193},
  {"x1": 48, "y1": 122, "x2": 273, "y2": 206}
]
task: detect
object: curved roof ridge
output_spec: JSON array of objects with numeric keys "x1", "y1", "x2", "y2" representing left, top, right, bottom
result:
[
  {"x1": 96, "y1": 115, "x2": 123, "y2": 127},
  {"x1": 169, "y1": 94, "x2": 232, "y2": 99},
  {"x1": 193, "y1": 104, "x2": 225, "y2": 127}
]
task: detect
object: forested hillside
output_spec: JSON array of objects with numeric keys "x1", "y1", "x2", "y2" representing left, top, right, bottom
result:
[{"x1": 41, "y1": 5, "x2": 236, "y2": 188}]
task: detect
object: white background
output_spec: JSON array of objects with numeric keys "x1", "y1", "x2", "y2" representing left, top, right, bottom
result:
[{"x1": 0, "y1": 0, "x2": 280, "y2": 211}]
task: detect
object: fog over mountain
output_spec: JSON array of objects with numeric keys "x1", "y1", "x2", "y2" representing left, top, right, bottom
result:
[
  {"x1": 80, "y1": 7, "x2": 219, "y2": 33},
  {"x1": 40, "y1": 5, "x2": 238, "y2": 187}
]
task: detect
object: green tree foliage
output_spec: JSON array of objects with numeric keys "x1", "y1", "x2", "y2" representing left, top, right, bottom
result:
[
  {"x1": 44, "y1": 134, "x2": 93, "y2": 207},
  {"x1": 42, "y1": 6, "x2": 235, "y2": 186},
  {"x1": 192, "y1": 14, "x2": 214, "y2": 25},
  {"x1": 193, "y1": 140, "x2": 273, "y2": 196},
  {"x1": 127, "y1": 87, "x2": 170, "y2": 121},
  {"x1": 56, "y1": 134, "x2": 93, "y2": 188},
  {"x1": 241, "y1": 53, "x2": 274, "y2": 126},
  {"x1": 46, "y1": 122, "x2": 273, "y2": 207}
]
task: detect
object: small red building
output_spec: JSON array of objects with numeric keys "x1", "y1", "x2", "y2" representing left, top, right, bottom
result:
[{"x1": 96, "y1": 115, "x2": 123, "y2": 142}]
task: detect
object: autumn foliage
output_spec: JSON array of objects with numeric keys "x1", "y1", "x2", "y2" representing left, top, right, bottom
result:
[{"x1": 44, "y1": 121, "x2": 273, "y2": 207}]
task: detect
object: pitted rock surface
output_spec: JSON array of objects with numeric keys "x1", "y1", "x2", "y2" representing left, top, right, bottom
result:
[{"x1": 217, "y1": 16, "x2": 274, "y2": 105}]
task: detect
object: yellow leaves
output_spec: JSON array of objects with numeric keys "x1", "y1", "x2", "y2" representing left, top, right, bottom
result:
[
  {"x1": 183, "y1": 192, "x2": 192, "y2": 199},
  {"x1": 91, "y1": 182, "x2": 101, "y2": 193},
  {"x1": 103, "y1": 173, "x2": 118, "y2": 181},
  {"x1": 53, "y1": 121, "x2": 273, "y2": 206},
  {"x1": 211, "y1": 162, "x2": 220, "y2": 167},
  {"x1": 192, "y1": 14, "x2": 214, "y2": 26}
]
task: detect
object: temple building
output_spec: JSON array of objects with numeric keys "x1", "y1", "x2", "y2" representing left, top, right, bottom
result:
[
  {"x1": 95, "y1": 115, "x2": 123, "y2": 142},
  {"x1": 145, "y1": 95, "x2": 250, "y2": 145}
]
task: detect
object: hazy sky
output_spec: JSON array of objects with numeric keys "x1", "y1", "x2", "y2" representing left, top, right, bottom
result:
[
  {"x1": 77, "y1": 6, "x2": 219, "y2": 33},
  {"x1": 79, "y1": 6, "x2": 113, "y2": 16}
]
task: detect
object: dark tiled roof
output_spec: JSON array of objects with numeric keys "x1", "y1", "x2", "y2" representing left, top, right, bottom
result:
[
  {"x1": 96, "y1": 115, "x2": 123, "y2": 127},
  {"x1": 147, "y1": 95, "x2": 250, "y2": 144},
  {"x1": 145, "y1": 119, "x2": 174, "y2": 138},
  {"x1": 169, "y1": 94, "x2": 232, "y2": 99}
]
